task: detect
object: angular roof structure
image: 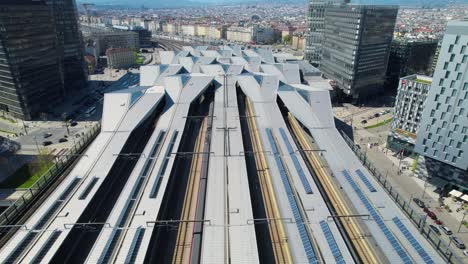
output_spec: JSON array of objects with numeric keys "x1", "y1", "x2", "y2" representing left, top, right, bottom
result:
[{"x1": 0, "y1": 46, "x2": 446, "y2": 264}]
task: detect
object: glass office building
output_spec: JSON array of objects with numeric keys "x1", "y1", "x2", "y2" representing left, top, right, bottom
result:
[{"x1": 0, "y1": 0, "x2": 63, "y2": 120}]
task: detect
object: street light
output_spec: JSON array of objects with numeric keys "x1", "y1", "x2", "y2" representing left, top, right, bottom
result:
[
  {"x1": 457, "y1": 212, "x2": 467, "y2": 233},
  {"x1": 33, "y1": 136, "x2": 40, "y2": 153}
]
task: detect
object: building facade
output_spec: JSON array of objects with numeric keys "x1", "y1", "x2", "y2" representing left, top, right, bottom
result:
[
  {"x1": 91, "y1": 31, "x2": 139, "y2": 56},
  {"x1": 106, "y1": 48, "x2": 135, "y2": 69},
  {"x1": 252, "y1": 26, "x2": 279, "y2": 44},
  {"x1": 385, "y1": 39, "x2": 438, "y2": 92},
  {"x1": 305, "y1": 0, "x2": 349, "y2": 66},
  {"x1": 414, "y1": 21, "x2": 468, "y2": 191},
  {"x1": 320, "y1": 5, "x2": 398, "y2": 100},
  {"x1": 0, "y1": 0, "x2": 64, "y2": 120},
  {"x1": 227, "y1": 26, "x2": 253, "y2": 43},
  {"x1": 292, "y1": 34, "x2": 306, "y2": 51},
  {"x1": 45, "y1": 0, "x2": 87, "y2": 92},
  {"x1": 388, "y1": 75, "x2": 432, "y2": 155}
]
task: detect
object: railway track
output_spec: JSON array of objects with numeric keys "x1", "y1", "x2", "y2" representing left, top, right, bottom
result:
[
  {"x1": 172, "y1": 117, "x2": 208, "y2": 264},
  {"x1": 287, "y1": 113, "x2": 379, "y2": 264},
  {"x1": 245, "y1": 98, "x2": 292, "y2": 264}
]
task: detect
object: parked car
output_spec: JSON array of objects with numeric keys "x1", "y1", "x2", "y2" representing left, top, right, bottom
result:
[
  {"x1": 374, "y1": 113, "x2": 380, "y2": 118},
  {"x1": 43, "y1": 133, "x2": 52, "y2": 139},
  {"x1": 413, "y1": 198, "x2": 425, "y2": 208},
  {"x1": 59, "y1": 138, "x2": 68, "y2": 143},
  {"x1": 361, "y1": 120, "x2": 367, "y2": 124},
  {"x1": 423, "y1": 207, "x2": 429, "y2": 213},
  {"x1": 435, "y1": 219, "x2": 443, "y2": 225},
  {"x1": 451, "y1": 236, "x2": 466, "y2": 249},
  {"x1": 429, "y1": 225, "x2": 441, "y2": 235},
  {"x1": 441, "y1": 226, "x2": 453, "y2": 235},
  {"x1": 70, "y1": 121, "x2": 78, "y2": 127},
  {"x1": 427, "y1": 211, "x2": 437, "y2": 220},
  {"x1": 463, "y1": 250, "x2": 468, "y2": 256},
  {"x1": 42, "y1": 141, "x2": 52, "y2": 146}
]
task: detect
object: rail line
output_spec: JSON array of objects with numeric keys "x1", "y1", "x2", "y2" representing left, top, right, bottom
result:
[
  {"x1": 172, "y1": 117, "x2": 208, "y2": 263},
  {"x1": 245, "y1": 98, "x2": 292, "y2": 263},
  {"x1": 287, "y1": 113, "x2": 379, "y2": 264}
]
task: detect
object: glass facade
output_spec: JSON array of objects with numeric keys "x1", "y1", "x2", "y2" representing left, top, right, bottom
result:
[
  {"x1": 0, "y1": 1, "x2": 63, "y2": 120},
  {"x1": 304, "y1": 0, "x2": 349, "y2": 66},
  {"x1": 319, "y1": 5, "x2": 398, "y2": 100},
  {"x1": 45, "y1": 0, "x2": 86, "y2": 92}
]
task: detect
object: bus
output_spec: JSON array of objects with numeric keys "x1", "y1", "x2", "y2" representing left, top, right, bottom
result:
[{"x1": 85, "y1": 106, "x2": 96, "y2": 117}]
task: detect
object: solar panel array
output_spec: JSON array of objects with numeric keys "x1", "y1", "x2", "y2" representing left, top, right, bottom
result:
[
  {"x1": 7, "y1": 173, "x2": 89, "y2": 262},
  {"x1": 149, "y1": 131, "x2": 179, "y2": 199},
  {"x1": 341, "y1": 170, "x2": 413, "y2": 264},
  {"x1": 355, "y1": 169, "x2": 376, "y2": 192},
  {"x1": 125, "y1": 227, "x2": 146, "y2": 264},
  {"x1": 319, "y1": 220, "x2": 345, "y2": 264},
  {"x1": 58, "y1": 178, "x2": 81, "y2": 201},
  {"x1": 266, "y1": 128, "x2": 318, "y2": 264},
  {"x1": 99, "y1": 131, "x2": 169, "y2": 262},
  {"x1": 278, "y1": 128, "x2": 313, "y2": 194},
  {"x1": 78, "y1": 177, "x2": 99, "y2": 200},
  {"x1": 31, "y1": 230, "x2": 62, "y2": 263},
  {"x1": 392, "y1": 217, "x2": 434, "y2": 264},
  {"x1": 4, "y1": 232, "x2": 38, "y2": 264}
]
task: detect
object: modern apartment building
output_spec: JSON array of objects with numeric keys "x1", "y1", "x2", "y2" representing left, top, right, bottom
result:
[
  {"x1": 414, "y1": 21, "x2": 468, "y2": 191},
  {"x1": 226, "y1": 26, "x2": 253, "y2": 43},
  {"x1": 320, "y1": 5, "x2": 398, "y2": 100},
  {"x1": 0, "y1": 0, "x2": 64, "y2": 119},
  {"x1": 388, "y1": 75, "x2": 432, "y2": 155},
  {"x1": 304, "y1": 0, "x2": 349, "y2": 66},
  {"x1": 45, "y1": 0, "x2": 87, "y2": 92},
  {"x1": 385, "y1": 39, "x2": 438, "y2": 92}
]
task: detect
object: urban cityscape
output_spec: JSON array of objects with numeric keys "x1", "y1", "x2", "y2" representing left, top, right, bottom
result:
[{"x1": 0, "y1": 0, "x2": 466, "y2": 263}]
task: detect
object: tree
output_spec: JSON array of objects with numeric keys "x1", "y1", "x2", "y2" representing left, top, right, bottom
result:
[{"x1": 283, "y1": 35, "x2": 292, "y2": 44}]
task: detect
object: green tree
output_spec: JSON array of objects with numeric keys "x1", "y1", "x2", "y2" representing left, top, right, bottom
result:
[{"x1": 283, "y1": 35, "x2": 292, "y2": 44}]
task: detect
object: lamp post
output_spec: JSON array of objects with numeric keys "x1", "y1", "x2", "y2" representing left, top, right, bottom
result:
[
  {"x1": 33, "y1": 136, "x2": 40, "y2": 154},
  {"x1": 457, "y1": 212, "x2": 467, "y2": 233}
]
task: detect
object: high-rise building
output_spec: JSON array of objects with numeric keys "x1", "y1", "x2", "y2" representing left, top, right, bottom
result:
[
  {"x1": 45, "y1": 0, "x2": 87, "y2": 92},
  {"x1": 320, "y1": 5, "x2": 398, "y2": 100},
  {"x1": 304, "y1": 0, "x2": 349, "y2": 66},
  {"x1": 388, "y1": 75, "x2": 432, "y2": 155},
  {"x1": 385, "y1": 39, "x2": 438, "y2": 93},
  {"x1": 0, "y1": 0, "x2": 64, "y2": 120},
  {"x1": 414, "y1": 21, "x2": 468, "y2": 191}
]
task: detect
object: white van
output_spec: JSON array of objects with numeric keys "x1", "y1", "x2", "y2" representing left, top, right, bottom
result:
[{"x1": 441, "y1": 226, "x2": 452, "y2": 235}]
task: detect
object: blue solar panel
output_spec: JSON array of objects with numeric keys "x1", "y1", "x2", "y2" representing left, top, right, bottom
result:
[
  {"x1": 341, "y1": 170, "x2": 413, "y2": 264},
  {"x1": 266, "y1": 128, "x2": 317, "y2": 264},
  {"x1": 278, "y1": 128, "x2": 313, "y2": 194},
  {"x1": 355, "y1": 169, "x2": 376, "y2": 192},
  {"x1": 126, "y1": 228, "x2": 146, "y2": 264},
  {"x1": 31, "y1": 230, "x2": 61, "y2": 263},
  {"x1": 149, "y1": 131, "x2": 178, "y2": 199},
  {"x1": 319, "y1": 220, "x2": 345, "y2": 264},
  {"x1": 392, "y1": 217, "x2": 434, "y2": 264}
]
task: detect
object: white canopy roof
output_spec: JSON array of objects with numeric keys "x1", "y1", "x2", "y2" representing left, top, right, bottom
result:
[
  {"x1": 449, "y1": 189, "x2": 463, "y2": 198},
  {"x1": 461, "y1": 194, "x2": 468, "y2": 202}
]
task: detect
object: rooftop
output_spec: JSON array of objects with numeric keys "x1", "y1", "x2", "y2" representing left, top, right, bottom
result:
[{"x1": 0, "y1": 45, "x2": 445, "y2": 264}]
